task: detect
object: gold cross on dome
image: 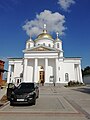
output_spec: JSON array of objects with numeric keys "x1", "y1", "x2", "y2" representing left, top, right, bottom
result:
[
  {"x1": 44, "y1": 24, "x2": 46, "y2": 29},
  {"x1": 43, "y1": 24, "x2": 47, "y2": 33},
  {"x1": 56, "y1": 32, "x2": 59, "y2": 38}
]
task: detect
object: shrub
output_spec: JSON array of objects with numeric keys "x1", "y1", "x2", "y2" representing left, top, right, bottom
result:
[{"x1": 67, "y1": 81, "x2": 83, "y2": 87}]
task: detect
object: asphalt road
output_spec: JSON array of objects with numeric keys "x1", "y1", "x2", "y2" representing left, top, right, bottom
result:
[{"x1": 0, "y1": 85, "x2": 90, "y2": 120}]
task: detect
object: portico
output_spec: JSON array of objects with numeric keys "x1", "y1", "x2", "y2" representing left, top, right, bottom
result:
[{"x1": 23, "y1": 57, "x2": 57, "y2": 84}]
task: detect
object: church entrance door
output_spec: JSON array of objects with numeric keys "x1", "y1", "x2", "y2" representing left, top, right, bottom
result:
[{"x1": 39, "y1": 71, "x2": 45, "y2": 85}]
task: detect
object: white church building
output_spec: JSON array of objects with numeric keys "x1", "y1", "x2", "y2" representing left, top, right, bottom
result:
[{"x1": 7, "y1": 25, "x2": 83, "y2": 85}]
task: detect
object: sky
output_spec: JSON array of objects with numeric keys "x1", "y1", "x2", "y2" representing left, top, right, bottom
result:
[{"x1": 0, "y1": 0, "x2": 90, "y2": 70}]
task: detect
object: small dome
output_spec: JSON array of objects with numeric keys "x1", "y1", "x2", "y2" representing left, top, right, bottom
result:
[
  {"x1": 37, "y1": 33, "x2": 52, "y2": 39},
  {"x1": 54, "y1": 32, "x2": 62, "y2": 42},
  {"x1": 55, "y1": 38, "x2": 62, "y2": 42},
  {"x1": 27, "y1": 37, "x2": 34, "y2": 43}
]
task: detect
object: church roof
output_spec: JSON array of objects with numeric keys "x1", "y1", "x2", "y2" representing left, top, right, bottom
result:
[
  {"x1": 7, "y1": 57, "x2": 23, "y2": 60},
  {"x1": 64, "y1": 57, "x2": 82, "y2": 60}
]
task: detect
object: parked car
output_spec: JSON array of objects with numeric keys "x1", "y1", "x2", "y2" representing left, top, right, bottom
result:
[{"x1": 7, "y1": 82, "x2": 39, "y2": 106}]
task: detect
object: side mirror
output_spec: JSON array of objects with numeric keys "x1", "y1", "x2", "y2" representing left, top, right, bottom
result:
[{"x1": 8, "y1": 83, "x2": 16, "y2": 89}]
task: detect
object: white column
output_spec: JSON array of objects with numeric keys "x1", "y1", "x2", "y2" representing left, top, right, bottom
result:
[
  {"x1": 74, "y1": 65, "x2": 77, "y2": 81},
  {"x1": 34, "y1": 58, "x2": 38, "y2": 83},
  {"x1": 7, "y1": 64, "x2": 11, "y2": 83},
  {"x1": 11, "y1": 65, "x2": 14, "y2": 83},
  {"x1": 78, "y1": 64, "x2": 83, "y2": 83},
  {"x1": 23, "y1": 58, "x2": 27, "y2": 82},
  {"x1": 76, "y1": 65, "x2": 79, "y2": 81},
  {"x1": 11, "y1": 71, "x2": 14, "y2": 83},
  {"x1": 45, "y1": 58, "x2": 48, "y2": 83},
  {"x1": 56, "y1": 58, "x2": 58, "y2": 83}
]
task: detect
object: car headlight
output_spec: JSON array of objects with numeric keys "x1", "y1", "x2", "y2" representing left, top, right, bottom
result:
[{"x1": 27, "y1": 92, "x2": 35, "y2": 97}]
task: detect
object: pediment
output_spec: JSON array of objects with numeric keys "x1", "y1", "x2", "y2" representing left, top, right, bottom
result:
[
  {"x1": 23, "y1": 45, "x2": 59, "y2": 52},
  {"x1": 31, "y1": 46, "x2": 51, "y2": 51}
]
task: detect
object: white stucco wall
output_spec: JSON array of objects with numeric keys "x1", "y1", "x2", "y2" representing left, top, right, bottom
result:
[
  {"x1": 62, "y1": 58, "x2": 82, "y2": 83},
  {"x1": 57, "y1": 59, "x2": 64, "y2": 83},
  {"x1": 14, "y1": 62, "x2": 23, "y2": 78},
  {"x1": 24, "y1": 52, "x2": 58, "y2": 59},
  {"x1": 7, "y1": 59, "x2": 23, "y2": 83},
  {"x1": 54, "y1": 41, "x2": 62, "y2": 50},
  {"x1": 26, "y1": 42, "x2": 34, "y2": 49},
  {"x1": 63, "y1": 63, "x2": 75, "y2": 82},
  {"x1": 48, "y1": 59, "x2": 55, "y2": 83}
]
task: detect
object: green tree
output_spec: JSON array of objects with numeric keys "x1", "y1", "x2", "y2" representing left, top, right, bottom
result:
[{"x1": 83, "y1": 66, "x2": 90, "y2": 76}]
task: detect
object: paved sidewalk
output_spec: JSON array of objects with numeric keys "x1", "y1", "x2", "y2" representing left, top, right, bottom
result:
[
  {"x1": 0, "y1": 85, "x2": 90, "y2": 120},
  {"x1": 39, "y1": 85, "x2": 90, "y2": 118}
]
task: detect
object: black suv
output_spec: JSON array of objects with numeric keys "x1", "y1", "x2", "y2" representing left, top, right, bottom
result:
[{"x1": 7, "y1": 82, "x2": 39, "y2": 106}]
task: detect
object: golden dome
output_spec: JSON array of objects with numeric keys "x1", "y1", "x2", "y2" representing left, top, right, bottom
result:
[
  {"x1": 37, "y1": 33, "x2": 52, "y2": 39},
  {"x1": 36, "y1": 24, "x2": 53, "y2": 40}
]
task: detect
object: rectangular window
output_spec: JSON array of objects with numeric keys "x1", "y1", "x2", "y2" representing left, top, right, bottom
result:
[
  {"x1": 65, "y1": 73, "x2": 69, "y2": 81},
  {"x1": 57, "y1": 43, "x2": 59, "y2": 48}
]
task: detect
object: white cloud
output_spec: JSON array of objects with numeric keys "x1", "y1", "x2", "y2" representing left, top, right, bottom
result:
[
  {"x1": 22, "y1": 10, "x2": 66, "y2": 37},
  {"x1": 58, "y1": 0, "x2": 75, "y2": 11}
]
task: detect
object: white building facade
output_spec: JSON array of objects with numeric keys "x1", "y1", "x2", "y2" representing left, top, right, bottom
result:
[{"x1": 7, "y1": 25, "x2": 83, "y2": 85}]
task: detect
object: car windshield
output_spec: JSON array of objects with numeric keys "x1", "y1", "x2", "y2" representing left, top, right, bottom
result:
[{"x1": 17, "y1": 83, "x2": 34, "y2": 90}]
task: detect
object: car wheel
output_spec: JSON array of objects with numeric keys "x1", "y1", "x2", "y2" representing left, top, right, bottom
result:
[
  {"x1": 37, "y1": 95, "x2": 39, "y2": 98},
  {"x1": 32, "y1": 98, "x2": 36, "y2": 105}
]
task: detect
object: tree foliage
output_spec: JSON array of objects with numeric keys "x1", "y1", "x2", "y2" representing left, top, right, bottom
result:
[{"x1": 82, "y1": 66, "x2": 90, "y2": 76}]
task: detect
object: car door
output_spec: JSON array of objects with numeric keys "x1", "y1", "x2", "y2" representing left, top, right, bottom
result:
[{"x1": 7, "y1": 83, "x2": 16, "y2": 100}]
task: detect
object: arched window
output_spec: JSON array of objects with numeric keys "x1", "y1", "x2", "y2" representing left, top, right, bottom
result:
[
  {"x1": 17, "y1": 79, "x2": 19, "y2": 85},
  {"x1": 20, "y1": 73, "x2": 23, "y2": 78},
  {"x1": 65, "y1": 73, "x2": 69, "y2": 81},
  {"x1": 28, "y1": 43, "x2": 30, "y2": 49},
  {"x1": 57, "y1": 43, "x2": 59, "y2": 48}
]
